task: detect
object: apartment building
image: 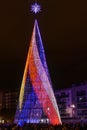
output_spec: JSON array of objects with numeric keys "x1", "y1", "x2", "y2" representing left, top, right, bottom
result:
[
  {"x1": 55, "y1": 83, "x2": 87, "y2": 121},
  {"x1": 0, "y1": 91, "x2": 18, "y2": 110},
  {"x1": 0, "y1": 91, "x2": 3, "y2": 110}
]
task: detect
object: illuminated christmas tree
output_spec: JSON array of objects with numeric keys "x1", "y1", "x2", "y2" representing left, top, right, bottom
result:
[{"x1": 14, "y1": 2, "x2": 62, "y2": 126}]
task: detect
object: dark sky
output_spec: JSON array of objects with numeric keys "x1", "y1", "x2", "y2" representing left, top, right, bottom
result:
[{"x1": 0, "y1": 0, "x2": 87, "y2": 90}]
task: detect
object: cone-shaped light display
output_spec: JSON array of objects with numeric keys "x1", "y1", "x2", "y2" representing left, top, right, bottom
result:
[{"x1": 14, "y1": 20, "x2": 62, "y2": 126}]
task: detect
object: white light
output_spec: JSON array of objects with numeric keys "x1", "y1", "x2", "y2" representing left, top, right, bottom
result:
[
  {"x1": 79, "y1": 97, "x2": 82, "y2": 100},
  {"x1": 31, "y1": 3, "x2": 41, "y2": 14},
  {"x1": 2, "y1": 120, "x2": 4, "y2": 124},
  {"x1": 47, "y1": 107, "x2": 50, "y2": 110},
  {"x1": 71, "y1": 104, "x2": 75, "y2": 108},
  {"x1": 41, "y1": 119, "x2": 43, "y2": 122},
  {"x1": 46, "y1": 118, "x2": 49, "y2": 121}
]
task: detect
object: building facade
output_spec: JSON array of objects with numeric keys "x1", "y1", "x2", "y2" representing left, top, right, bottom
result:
[
  {"x1": 0, "y1": 91, "x2": 3, "y2": 110},
  {"x1": 55, "y1": 83, "x2": 87, "y2": 121},
  {"x1": 0, "y1": 90, "x2": 18, "y2": 122},
  {"x1": 72, "y1": 83, "x2": 87, "y2": 120},
  {"x1": 0, "y1": 91, "x2": 18, "y2": 110},
  {"x1": 3, "y1": 91, "x2": 18, "y2": 110}
]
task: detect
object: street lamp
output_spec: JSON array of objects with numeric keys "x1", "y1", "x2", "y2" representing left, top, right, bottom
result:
[
  {"x1": 66, "y1": 104, "x2": 75, "y2": 118},
  {"x1": 70, "y1": 104, "x2": 75, "y2": 117}
]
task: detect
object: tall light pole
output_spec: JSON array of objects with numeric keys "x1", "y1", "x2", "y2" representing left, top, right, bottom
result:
[{"x1": 70, "y1": 104, "x2": 75, "y2": 117}]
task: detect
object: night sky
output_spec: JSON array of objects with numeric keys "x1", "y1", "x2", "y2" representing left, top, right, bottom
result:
[{"x1": 0, "y1": 0, "x2": 87, "y2": 90}]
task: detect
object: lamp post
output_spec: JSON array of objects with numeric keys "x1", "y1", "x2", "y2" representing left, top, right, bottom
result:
[{"x1": 70, "y1": 104, "x2": 75, "y2": 117}]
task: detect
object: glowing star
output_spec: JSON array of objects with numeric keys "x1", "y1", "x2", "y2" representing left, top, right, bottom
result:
[{"x1": 31, "y1": 3, "x2": 41, "y2": 14}]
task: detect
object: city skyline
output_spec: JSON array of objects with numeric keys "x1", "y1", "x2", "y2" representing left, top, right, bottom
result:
[{"x1": 0, "y1": 0, "x2": 87, "y2": 90}]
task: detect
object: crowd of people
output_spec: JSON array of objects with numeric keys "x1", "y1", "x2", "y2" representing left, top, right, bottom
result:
[{"x1": 0, "y1": 122, "x2": 87, "y2": 130}]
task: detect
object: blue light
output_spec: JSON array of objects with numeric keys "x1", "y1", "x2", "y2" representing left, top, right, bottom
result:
[{"x1": 31, "y1": 3, "x2": 41, "y2": 14}]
